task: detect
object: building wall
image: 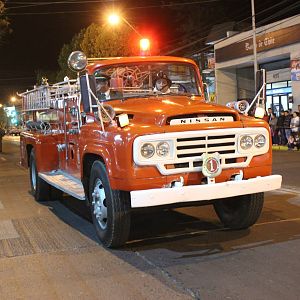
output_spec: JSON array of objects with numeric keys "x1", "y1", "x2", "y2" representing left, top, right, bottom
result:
[
  {"x1": 215, "y1": 68, "x2": 237, "y2": 104},
  {"x1": 214, "y1": 15, "x2": 300, "y2": 108}
]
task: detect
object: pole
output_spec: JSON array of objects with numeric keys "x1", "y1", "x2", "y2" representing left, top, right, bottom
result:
[{"x1": 251, "y1": 0, "x2": 258, "y2": 92}]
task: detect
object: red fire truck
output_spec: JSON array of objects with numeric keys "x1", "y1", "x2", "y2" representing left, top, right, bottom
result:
[{"x1": 20, "y1": 51, "x2": 282, "y2": 248}]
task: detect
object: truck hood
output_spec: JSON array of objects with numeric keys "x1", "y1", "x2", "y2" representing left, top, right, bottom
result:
[{"x1": 110, "y1": 95, "x2": 240, "y2": 127}]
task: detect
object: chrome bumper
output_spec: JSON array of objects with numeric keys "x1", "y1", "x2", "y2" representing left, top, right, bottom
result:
[{"x1": 130, "y1": 175, "x2": 282, "y2": 208}]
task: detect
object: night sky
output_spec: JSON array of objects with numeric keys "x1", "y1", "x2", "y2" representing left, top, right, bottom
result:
[{"x1": 0, "y1": 0, "x2": 298, "y2": 102}]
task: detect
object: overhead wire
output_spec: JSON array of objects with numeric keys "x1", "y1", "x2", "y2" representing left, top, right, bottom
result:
[
  {"x1": 162, "y1": 0, "x2": 299, "y2": 55},
  {"x1": 185, "y1": 12, "x2": 300, "y2": 57}
]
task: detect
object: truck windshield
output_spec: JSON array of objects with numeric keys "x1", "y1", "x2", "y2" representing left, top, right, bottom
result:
[{"x1": 94, "y1": 62, "x2": 201, "y2": 100}]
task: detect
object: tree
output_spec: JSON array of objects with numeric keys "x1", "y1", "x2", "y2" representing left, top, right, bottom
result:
[
  {"x1": 0, "y1": 107, "x2": 7, "y2": 129},
  {"x1": 57, "y1": 23, "x2": 138, "y2": 81},
  {"x1": 80, "y1": 23, "x2": 137, "y2": 58},
  {"x1": 0, "y1": 108, "x2": 7, "y2": 153},
  {"x1": 57, "y1": 29, "x2": 86, "y2": 81},
  {"x1": 0, "y1": 1, "x2": 10, "y2": 43}
]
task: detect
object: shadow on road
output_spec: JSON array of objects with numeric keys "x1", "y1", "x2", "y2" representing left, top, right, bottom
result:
[{"x1": 43, "y1": 190, "x2": 300, "y2": 258}]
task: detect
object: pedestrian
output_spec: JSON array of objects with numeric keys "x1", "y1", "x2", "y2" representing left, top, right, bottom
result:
[
  {"x1": 277, "y1": 111, "x2": 286, "y2": 145},
  {"x1": 269, "y1": 113, "x2": 278, "y2": 145},
  {"x1": 283, "y1": 110, "x2": 292, "y2": 142},
  {"x1": 290, "y1": 111, "x2": 300, "y2": 136}
]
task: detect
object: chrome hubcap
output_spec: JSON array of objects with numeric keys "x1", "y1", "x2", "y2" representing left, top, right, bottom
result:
[{"x1": 92, "y1": 178, "x2": 107, "y2": 230}]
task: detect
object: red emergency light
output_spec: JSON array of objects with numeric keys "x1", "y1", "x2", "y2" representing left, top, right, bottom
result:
[{"x1": 139, "y1": 38, "x2": 151, "y2": 56}]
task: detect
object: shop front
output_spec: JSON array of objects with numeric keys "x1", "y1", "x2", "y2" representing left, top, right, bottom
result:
[{"x1": 214, "y1": 15, "x2": 300, "y2": 112}]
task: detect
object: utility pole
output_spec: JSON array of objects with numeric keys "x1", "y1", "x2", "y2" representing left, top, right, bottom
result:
[{"x1": 251, "y1": 0, "x2": 258, "y2": 91}]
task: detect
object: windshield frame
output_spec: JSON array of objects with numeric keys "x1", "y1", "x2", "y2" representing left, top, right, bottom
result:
[{"x1": 92, "y1": 61, "x2": 203, "y2": 100}]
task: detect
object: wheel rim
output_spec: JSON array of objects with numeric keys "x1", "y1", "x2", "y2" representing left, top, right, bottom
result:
[
  {"x1": 31, "y1": 161, "x2": 37, "y2": 191},
  {"x1": 92, "y1": 178, "x2": 108, "y2": 230}
]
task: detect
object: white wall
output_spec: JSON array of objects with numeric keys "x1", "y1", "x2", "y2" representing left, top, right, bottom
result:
[{"x1": 215, "y1": 68, "x2": 237, "y2": 105}]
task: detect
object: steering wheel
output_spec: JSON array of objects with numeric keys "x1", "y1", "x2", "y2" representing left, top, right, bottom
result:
[{"x1": 173, "y1": 83, "x2": 187, "y2": 93}]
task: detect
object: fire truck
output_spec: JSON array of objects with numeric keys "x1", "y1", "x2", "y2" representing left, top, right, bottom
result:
[{"x1": 20, "y1": 51, "x2": 282, "y2": 248}]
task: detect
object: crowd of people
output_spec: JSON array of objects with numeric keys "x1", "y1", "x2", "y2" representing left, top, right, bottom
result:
[{"x1": 267, "y1": 108, "x2": 300, "y2": 150}]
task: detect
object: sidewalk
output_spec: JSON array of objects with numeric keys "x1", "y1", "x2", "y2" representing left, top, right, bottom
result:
[{"x1": 272, "y1": 145, "x2": 300, "y2": 151}]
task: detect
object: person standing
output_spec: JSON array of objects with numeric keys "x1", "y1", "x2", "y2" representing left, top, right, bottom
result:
[
  {"x1": 283, "y1": 110, "x2": 292, "y2": 143},
  {"x1": 290, "y1": 111, "x2": 300, "y2": 136},
  {"x1": 277, "y1": 111, "x2": 286, "y2": 145},
  {"x1": 269, "y1": 113, "x2": 278, "y2": 145}
]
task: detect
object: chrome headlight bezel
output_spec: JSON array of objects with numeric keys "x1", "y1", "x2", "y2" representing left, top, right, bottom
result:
[
  {"x1": 240, "y1": 135, "x2": 253, "y2": 150},
  {"x1": 140, "y1": 143, "x2": 155, "y2": 159},
  {"x1": 156, "y1": 142, "x2": 170, "y2": 157},
  {"x1": 254, "y1": 134, "x2": 266, "y2": 148}
]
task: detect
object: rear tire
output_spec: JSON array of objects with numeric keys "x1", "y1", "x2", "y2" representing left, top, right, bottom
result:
[
  {"x1": 89, "y1": 160, "x2": 131, "y2": 248},
  {"x1": 213, "y1": 193, "x2": 264, "y2": 229}
]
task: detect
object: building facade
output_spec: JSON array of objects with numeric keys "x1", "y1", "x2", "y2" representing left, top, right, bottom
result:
[{"x1": 214, "y1": 15, "x2": 300, "y2": 115}]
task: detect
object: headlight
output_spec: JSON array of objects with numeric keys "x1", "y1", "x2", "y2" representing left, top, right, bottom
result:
[
  {"x1": 141, "y1": 143, "x2": 155, "y2": 158},
  {"x1": 254, "y1": 134, "x2": 266, "y2": 148},
  {"x1": 156, "y1": 142, "x2": 170, "y2": 157},
  {"x1": 240, "y1": 135, "x2": 253, "y2": 150}
]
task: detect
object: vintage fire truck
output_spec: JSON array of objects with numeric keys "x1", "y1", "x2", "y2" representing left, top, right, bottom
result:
[{"x1": 20, "y1": 51, "x2": 282, "y2": 248}]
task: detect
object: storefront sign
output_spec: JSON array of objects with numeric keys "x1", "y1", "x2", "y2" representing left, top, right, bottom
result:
[
  {"x1": 215, "y1": 24, "x2": 300, "y2": 63},
  {"x1": 291, "y1": 58, "x2": 300, "y2": 81},
  {"x1": 266, "y1": 87, "x2": 292, "y2": 96}
]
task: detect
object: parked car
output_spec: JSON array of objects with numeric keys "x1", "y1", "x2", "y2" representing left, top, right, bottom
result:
[{"x1": 8, "y1": 127, "x2": 21, "y2": 136}]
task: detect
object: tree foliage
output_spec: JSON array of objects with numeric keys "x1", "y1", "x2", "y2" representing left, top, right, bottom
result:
[
  {"x1": 0, "y1": 108, "x2": 8, "y2": 129},
  {"x1": 0, "y1": 1, "x2": 10, "y2": 43},
  {"x1": 57, "y1": 23, "x2": 138, "y2": 81}
]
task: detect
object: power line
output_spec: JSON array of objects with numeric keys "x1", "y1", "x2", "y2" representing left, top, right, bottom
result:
[
  {"x1": 6, "y1": 0, "x2": 224, "y2": 14},
  {"x1": 185, "y1": 13, "x2": 300, "y2": 57},
  {"x1": 163, "y1": 0, "x2": 298, "y2": 55}
]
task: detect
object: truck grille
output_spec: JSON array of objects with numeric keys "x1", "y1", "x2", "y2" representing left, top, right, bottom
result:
[
  {"x1": 176, "y1": 134, "x2": 236, "y2": 158},
  {"x1": 133, "y1": 127, "x2": 269, "y2": 175}
]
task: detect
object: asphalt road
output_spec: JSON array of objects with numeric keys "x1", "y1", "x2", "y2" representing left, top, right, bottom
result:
[{"x1": 0, "y1": 136, "x2": 300, "y2": 300}]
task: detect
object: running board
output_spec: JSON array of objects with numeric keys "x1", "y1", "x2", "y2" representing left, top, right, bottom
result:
[{"x1": 39, "y1": 170, "x2": 85, "y2": 201}]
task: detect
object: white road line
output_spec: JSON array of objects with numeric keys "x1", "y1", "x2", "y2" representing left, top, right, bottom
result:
[{"x1": 0, "y1": 157, "x2": 6, "y2": 161}]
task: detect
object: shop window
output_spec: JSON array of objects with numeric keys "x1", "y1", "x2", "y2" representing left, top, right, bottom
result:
[
  {"x1": 272, "y1": 81, "x2": 287, "y2": 89},
  {"x1": 266, "y1": 83, "x2": 272, "y2": 90}
]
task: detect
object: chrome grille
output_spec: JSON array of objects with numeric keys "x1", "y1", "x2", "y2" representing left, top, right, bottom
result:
[{"x1": 176, "y1": 134, "x2": 236, "y2": 158}]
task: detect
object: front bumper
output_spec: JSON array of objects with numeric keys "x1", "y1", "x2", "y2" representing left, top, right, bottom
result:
[{"x1": 130, "y1": 174, "x2": 282, "y2": 208}]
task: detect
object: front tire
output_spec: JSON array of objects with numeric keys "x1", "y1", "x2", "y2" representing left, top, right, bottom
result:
[
  {"x1": 89, "y1": 161, "x2": 131, "y2": 248},
  {"x1": 213, "y1": 193, "x2": 264, "y2": 229}
]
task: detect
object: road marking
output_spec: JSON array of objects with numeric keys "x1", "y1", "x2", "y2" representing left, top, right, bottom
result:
[
  {"x1": 0, "y1": 201, "x2": 4, "y2": 209},
  {"x1": 0, "y1": 220, "x2": 20, "y2": 240},
  {"x1": 0, "y1": 157, "x2": 6, "y2": 161}
]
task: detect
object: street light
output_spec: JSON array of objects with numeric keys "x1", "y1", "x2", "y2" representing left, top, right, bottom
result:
[
  {"x1": 11, "y1": 96, "x2": 16, "y2": 103},
  {"x1": 107, "y1": 13, "x2": 151, "y2": 55},
  {"x1": 107, "y1": 13, "x2": 142, "y2": 37},
  {"x1": 108, "y1": 14, "x2": 120, "y2": 26}
]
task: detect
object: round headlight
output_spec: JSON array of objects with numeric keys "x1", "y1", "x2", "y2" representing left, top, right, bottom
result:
[
  {"x1": 240, "y1": 135, "x2": 253, "y2": 150},
  {"x1": 68, "y1": 51, "x2": 87, "y2": 72},
  {"x1": 141, "y1": 143, "x2": 155, "y2": 159},
  {"x1": 254, "y1": 134, "x2": 266, "y2": 148},
  {"x1": 156, "y1": 142, "x2": 170, "y2": 157}
]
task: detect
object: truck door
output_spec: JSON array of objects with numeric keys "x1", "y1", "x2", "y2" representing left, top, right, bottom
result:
[{"x1": 60, "y1": 97, "x2": 81, "y2": 179}]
